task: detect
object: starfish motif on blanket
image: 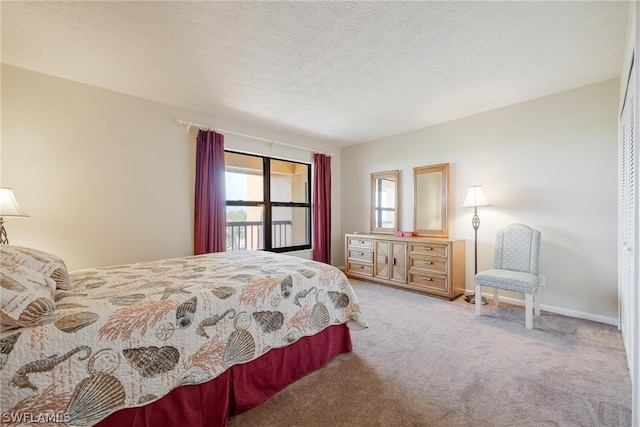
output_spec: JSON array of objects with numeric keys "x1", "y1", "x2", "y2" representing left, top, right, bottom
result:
[{"x1": 153, "y1": 285, "x2": 192, "y2": 300}]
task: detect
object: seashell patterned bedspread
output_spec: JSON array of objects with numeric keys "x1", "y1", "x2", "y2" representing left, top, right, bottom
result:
[{"x1": 0, "y1": 251, "x2": 368, "y2": 426}]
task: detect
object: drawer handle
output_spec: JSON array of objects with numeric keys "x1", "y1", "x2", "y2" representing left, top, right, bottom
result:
[
  {"x1": 357, "y1": 265, "x2": 364, "y2": 269},
  {"x1": 357, "y1": 252, "x2": 364, "y2": 256},
  {"x1": 423, "y1": 261, "x2": 433, "y2": 265},
  {"x1": 422, "y1": 277, "x2": 433, "y2": 281},
  {"x1": 424, "y1": 247, "x2": 433, "y2": 251}
]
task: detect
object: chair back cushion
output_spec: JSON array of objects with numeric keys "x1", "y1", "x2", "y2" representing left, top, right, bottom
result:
[{"x1": 493, "y1": 223, "x2": 541, "y2": 275}]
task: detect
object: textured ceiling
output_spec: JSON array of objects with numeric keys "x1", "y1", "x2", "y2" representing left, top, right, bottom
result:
[{"x1": 0, "y1": 1, "x2": 629, "y2": 146}]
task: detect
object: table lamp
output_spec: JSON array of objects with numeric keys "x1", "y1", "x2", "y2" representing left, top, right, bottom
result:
[{"x1": 0, "y1": 187, "x2": 29, "y2": 244}]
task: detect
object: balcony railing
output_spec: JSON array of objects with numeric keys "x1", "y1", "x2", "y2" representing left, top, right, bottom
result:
[{"x1": 226, "y1": 220, "x2": 292, "y2": 250}]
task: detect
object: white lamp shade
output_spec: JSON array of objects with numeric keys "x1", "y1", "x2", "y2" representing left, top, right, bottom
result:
[
  {"x1": 462, "y1": 185, "x2": 491, "y2": 208},
  {"x1": 0, "y1": 188, "x2": 29, "y2": 217}
]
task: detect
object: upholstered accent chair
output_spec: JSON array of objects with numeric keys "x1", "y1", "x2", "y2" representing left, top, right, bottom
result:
[{"x1": 475, "y1": 223, "x2": 544, "y2": 329}]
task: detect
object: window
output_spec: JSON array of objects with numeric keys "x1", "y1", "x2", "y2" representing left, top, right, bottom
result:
[{"x1": 225, "y1": 150, "x2": 311, "y2": 252}]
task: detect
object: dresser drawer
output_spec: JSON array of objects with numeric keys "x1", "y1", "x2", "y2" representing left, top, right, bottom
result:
[
  {"x1": 348, "y1": 237, "x2": 374, "y2": 249},
  {"x1": 409, "y1": 271, "x2": 448, "y2": 292},
  {"x1": 409, "y1": 256, "x2": 447, "y2": 275},
  {"x1": 409, "y1": 243, "x2": 448, "y2": 258},
  {"x1": 348, "y1": 249, "x2": 373, "y2": 263},
  {"x1": 347, "y1": 261, "x2": 373, "y2": 276}
]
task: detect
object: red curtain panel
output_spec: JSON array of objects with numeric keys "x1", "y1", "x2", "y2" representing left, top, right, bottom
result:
[
  {"x1": 312, "y1": 153, "x2": 331, "y2": 263},
  {"x1": 194, "y1": 130, "x2": 226, "y2": 255}
]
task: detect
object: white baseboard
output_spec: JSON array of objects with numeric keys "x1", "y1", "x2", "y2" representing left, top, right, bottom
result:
[{"x1": 476, "y1": 291, "x2": 619, "y2": 327}]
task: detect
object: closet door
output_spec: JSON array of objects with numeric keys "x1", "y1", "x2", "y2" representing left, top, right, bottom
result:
[{"x1": 620, "y1": 59, "x2": 636, "y2": 378}]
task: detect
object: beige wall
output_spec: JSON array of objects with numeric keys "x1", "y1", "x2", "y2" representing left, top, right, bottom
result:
[
  {"x1": 1, "y1": 65, "x2": 343, "y2": 269},
  {"x1": 341, "y1": 79, "x2": 620, "y2": 323},
  {"x1": 0, "y1": 64, "x2": 621, "y2": 322}
]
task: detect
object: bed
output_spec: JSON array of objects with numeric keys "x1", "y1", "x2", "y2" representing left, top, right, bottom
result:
[{"x1": 0, "y1": 246, "x2": 368, "y2": 426}]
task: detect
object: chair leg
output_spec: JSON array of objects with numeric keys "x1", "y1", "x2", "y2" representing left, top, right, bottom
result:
[
  {"x1": 525, "y1": 293, "x2": 533, "y2": 329},
  {"x1": 475, "y1": 284, "x2": 481, "y2": 317},
  {"x1": 493, "y1": 288, "x2": 499, "y2": 306},
  {"x1": 534, "y1": 287, "x2": 540, "y2": 316}
]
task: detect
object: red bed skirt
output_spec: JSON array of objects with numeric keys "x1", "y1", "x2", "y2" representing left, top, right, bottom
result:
[{"x1": 95, "y1": 324, "x2": 352, "y2": 427}]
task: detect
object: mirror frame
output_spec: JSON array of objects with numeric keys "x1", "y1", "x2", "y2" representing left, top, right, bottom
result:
[
  {"x1": 370, "y1": 170, "x2": 399, "y2": 234},
  {"x1": 413, "y1": 163, "x2": 449, "y2": 238}
]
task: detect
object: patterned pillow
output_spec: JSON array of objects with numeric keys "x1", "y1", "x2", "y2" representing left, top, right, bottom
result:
[
  {"x1": 0, "y1": 245, "x2": 70, "y2": 290},
  {"x1": 0, "y1": 260, "x2": 56, "y2": 329}
]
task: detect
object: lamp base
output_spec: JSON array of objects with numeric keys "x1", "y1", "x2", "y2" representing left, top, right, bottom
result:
[
  {"x1": 0, "y1": 222, "x2": 8, "y2": 245},
  {"x1": 464, "y1": 293, "x2": 488, "y2": 305}
]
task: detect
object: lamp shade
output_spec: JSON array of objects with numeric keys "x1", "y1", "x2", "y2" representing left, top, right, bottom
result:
[
  {"x1": 462, "y1": 185, "x2": 491, "y2": 208},
  {"x1": 0, "y1": 188, "x2": 29, "y2": 217}
]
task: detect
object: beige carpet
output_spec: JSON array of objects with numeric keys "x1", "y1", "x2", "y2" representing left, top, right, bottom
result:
[{"x1": 228, "y1": 279, "x2": 632, "y2": 426}]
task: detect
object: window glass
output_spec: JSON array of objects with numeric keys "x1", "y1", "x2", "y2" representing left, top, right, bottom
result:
[
  {"x1": 224, "y1": 151, "x2": 311, "y2": 253},
  {"x1": 271, "y1": 206, "x2": 311, "y2": 248},
  {"x1": 270, "y1": 159, "x2": 308, "y2": 203},
  {"x1": 225, "y1": 151, "x2": 263, "y2": 201},
  {"x1": 226, "y1": 206, "x2": 265, "y2": 250}
]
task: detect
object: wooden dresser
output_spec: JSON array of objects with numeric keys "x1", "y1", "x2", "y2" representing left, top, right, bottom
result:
[{"x1": 344, "y1": 233, "x2": 465, "y2": 300}]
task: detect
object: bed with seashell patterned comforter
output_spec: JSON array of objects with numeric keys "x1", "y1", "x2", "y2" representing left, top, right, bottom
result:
[{"x1": 1, "y1": 250, "x2": 368, "y2": 426}]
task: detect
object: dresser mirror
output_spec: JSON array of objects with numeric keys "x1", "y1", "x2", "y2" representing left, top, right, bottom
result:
[
  {"x1": 414, "y1": 163, "x2": 449, "y2": 237},
  {"x1": 370, "y1": 170, "x2": 399, "y2": 234}
]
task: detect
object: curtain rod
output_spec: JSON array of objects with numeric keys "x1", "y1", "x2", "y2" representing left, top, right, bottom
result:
[{"x1": 176, "y1": 119, "x2": 334, "y2": 156}]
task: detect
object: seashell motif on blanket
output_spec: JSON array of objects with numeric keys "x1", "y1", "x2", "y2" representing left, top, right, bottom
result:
[
  {"x1": 55, "y1": 311, "x2": 100, "y2": 333},
  {"x1": 13, "y1": 297, "x2": 57, "y2": 327},
  {"x1": 223, "y1": 329, "x2": 255, "y2": 365},
  {"x1": 55, "y1": 291, "x2": 88, "y2": 302},
  {"x1": 310, "y1": 302, "x2": 330, "y2": 330},
  {"x1": 211, "y1": 286, "x2": 236, "y2": 300},
  {"x1": 138, "y1": 280, "x2": 173, "y2": 290},
  {"x1": 65, "y1": 373, "x2": 126, "y2": 426},
  {"x1": 54, "y1": 302, "x2": 87, "y2": 310},
  {"x1": 176, "y1": 366, "x2": 213, "y2": 387},
  {"x1": 0, "y1": 275, "x2": 26, "y2": 292},
  {"x1": 231, "y1": 274, "x2": 254, "y2": 283},
  {"x1": 296, "y1": 269, "x2": 316, "y2": 278},
  {"x1": 0, "y1": 332, "x2": 21, "y2": 370},
  {"x1": 327, "y1": 291, "x2": 350, "y2": 308},
  {"x1": 122, "y1": 345, "x2": 180, "y2": 378},
  {"x1": 284, "y1": 329, "x2": 301, "y2": 343},
  {"x1": 280, "y1": 275, "x2": 293, "y2": 298},
  {"x1": 86, "y1": 280, "x2": 107, "y2": 289},
  {"x1": 176, "y1": 296, "x2": 197, "y2": 328},
  {"x1": 137, "y1": 394, "x2": 157, "y2": 404},
  {"x1": 252, "y1": 311, "x2": 284, "y2": 333},
  {"x1": 109, "y1": 294, "x2": 145, "y2": 306}
]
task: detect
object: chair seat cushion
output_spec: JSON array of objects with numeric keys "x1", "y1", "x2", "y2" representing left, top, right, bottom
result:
[{"x1": 475, "y1": 269, "x2": 540, "y2": 294}]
